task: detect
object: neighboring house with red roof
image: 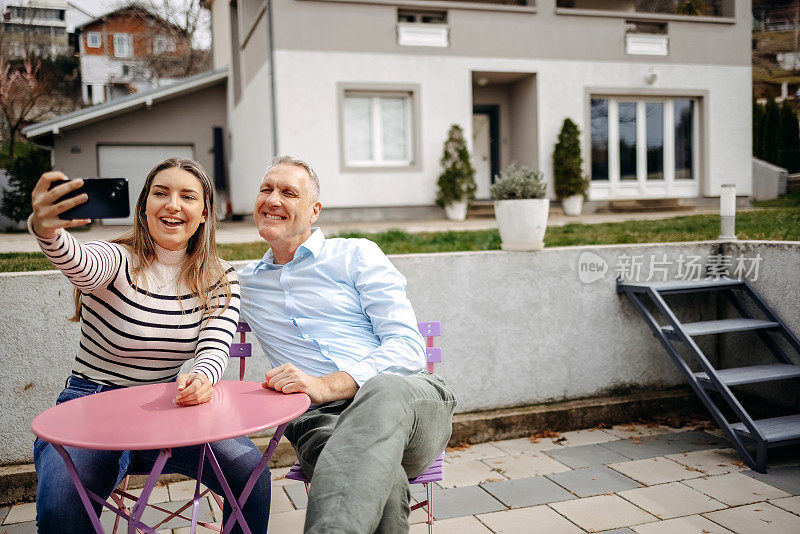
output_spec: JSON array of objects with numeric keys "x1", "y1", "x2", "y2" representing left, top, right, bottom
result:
[{"x1": 76, "y1": 4, "x2": 190, "y2": 104}]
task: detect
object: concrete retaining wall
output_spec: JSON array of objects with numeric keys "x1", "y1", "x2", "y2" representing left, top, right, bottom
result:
[{"x1": 1, "y1": 241, "x2": 798, "y2": 465}]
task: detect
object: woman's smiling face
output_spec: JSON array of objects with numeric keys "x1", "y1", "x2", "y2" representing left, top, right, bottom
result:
[{"x1": 144, "y1": 167, "x2": 207, "y2": 251}]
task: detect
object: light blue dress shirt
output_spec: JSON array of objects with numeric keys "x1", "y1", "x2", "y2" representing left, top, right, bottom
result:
[{"x1": 238, "y1": 228, "x2": 426, "y2": 386}]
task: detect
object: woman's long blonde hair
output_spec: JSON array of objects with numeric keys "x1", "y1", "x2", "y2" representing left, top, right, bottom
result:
[{"x1": 70, "y1": 158, "x2": 232, "y2": 321}]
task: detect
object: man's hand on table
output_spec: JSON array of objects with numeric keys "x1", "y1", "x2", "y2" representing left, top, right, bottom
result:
[
  {"x1": 175, "y1": 373, "x2": 213, "y2": 406},
  {"x1": 263, "y1": 364, "x2": 358, "y2": 404}
]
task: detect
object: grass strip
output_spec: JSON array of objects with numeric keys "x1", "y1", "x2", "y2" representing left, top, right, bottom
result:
[{"x1": 3, "y1": 207, "x2": 798, "y2": 273}]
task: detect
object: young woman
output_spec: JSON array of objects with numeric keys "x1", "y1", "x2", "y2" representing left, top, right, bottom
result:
[{"x1": 29, "y1": 159, "x2": 270, "y2": 534}]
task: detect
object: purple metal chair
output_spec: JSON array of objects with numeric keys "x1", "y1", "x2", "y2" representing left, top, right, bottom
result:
[
  {"x1": 109, "y1": 323, "x2": 254, "y2": 533},
  {"x1": 284, "y1": 321, "x2": 445, "y2": 534}
]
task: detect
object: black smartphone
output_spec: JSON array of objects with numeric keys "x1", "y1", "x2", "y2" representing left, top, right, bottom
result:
[{"x1": 49, "y1": 178, "x2": 130, "y2": 220}]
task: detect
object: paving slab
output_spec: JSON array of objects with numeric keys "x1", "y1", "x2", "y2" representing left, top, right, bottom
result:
[
  {"x1": 284, "y1": 482, "x2": 308, "y2": 510},
  {"x1": 3, "y1": 502, "x2": 36, "y2": 525},
  {"x1": 664, "y1": 448, "x2": 745, "y2": 476},
  {"x1": 173, "y1": 523, "x2": 222, "y2": 533},
  {"x1": 123, "y1": 484, "x2": 170, "y2": 504},
  {"x1": 683, "y1": 472, "x2": 791, "y2": 506},
  {"x1": 617, "y1": 482, "x2": 726, "y2": 519},
  {"x1": 545, "y1": 443, "x2": 631, "y2": 469},
  {"x1": 651, "y1": 431, "x2": 727, "y2": 452},
  {"x1": 549, "y1": 494, "x2": 658, "y2": 532},
  {"x1": 743, "y1": 464, "x2": 800, "y2": 495},
  {"x1": 410, "y1": 515, "x2": 491, "y2": 534},
  {"x1": 99, "y1": 497, "x2": 214, "y2": 531},
  {"x1": 555, "y1": 429, "x2": 620, "y2": 447},
  {"x1": 630, "y1": 514, "x2": 735, "y2": 533},
  {"x1": 597, "y1": 529, "x2": 636, "y2": 534},
  {"x1": 271, "y1": 466, "x2": 304, "y2": 487},
  {"x1": 490, "y1": 437, "x2": 564, "y2": 455},
  {"x1": 477, "y1": 505, "x2": 583, "y2": 533},
  {"x1": 598, "y1": 435, "x2": 687, "y2": 461},
  {"x1": 439, "y1": 460, "x2": 504, "y2": 488},
  {"x1": 267, "y1": 508, "x2": 305, "y2": 534},
  {"x1": 546, "y1": 466, "x2": 641, "y2": 498},
  {"x1": 480, "y1": 476, "x2": 575, "y2": 508},
  {"x1": 608, "y1": 456, "x2": 704, "y2": 485},
  {"x1": 168, "y1": 480, "x2": 209, "y2": 501},
  {"x1": 425, "y1": 485, "x2": 505, "y2": 521},
  {"x1": 703, "y1": 502, "x2": 800, "y2": 534},
  {"x1": 599, "y1": 431, "x2": 724, "y2": 461},
  {"x1": 769, "y1": 495, "x2": 800, "y2": 514},
  {"x1": 483, "y1": 452, "x2": 571, "y2": 479},
  {"x1": 271, "y1": 486, "x2": 295, "y2": 514},
  {"x1": 600, "y1": 424, "x2": 673, "y2": 440},
  {"x1": 0, "y1": 506, "x2": 9, "y2": 524},
  {"x1": 445, "y1": 443, "x2": 508, "y2": 463},
  {"x1": 0, "y1": 521, "x2": 39, "y2": 534}
]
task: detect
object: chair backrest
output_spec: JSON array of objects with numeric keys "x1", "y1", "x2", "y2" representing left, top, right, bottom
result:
[
  {"x1": 417, "y1": 321, "x2": 442, "y2": 373},
  {"x1": 232, "y1": 321, "x2": 442, "y2": 376}
]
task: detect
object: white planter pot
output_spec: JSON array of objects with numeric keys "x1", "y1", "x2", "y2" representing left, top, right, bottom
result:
[
  {"x1": 493, "y1": 198, "x2": 550, "y2": 251},
  {"x1": 444, "y1": 200, "x2": 468, "y2": 221},
  {"x1": 562, "y1": 195, "x2": 583, "y2": 216}
]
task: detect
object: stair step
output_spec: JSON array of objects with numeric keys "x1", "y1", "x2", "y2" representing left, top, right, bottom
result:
[
  {"x1": 609, "y1": 198, "x2": 698, "y2": 213},
  {"x1": 618, "y1": 277, "x2": 744, "y2": 294},
  {"x1": 731, "y1": 414, "x2": 800, "y2": 443},
  {"x1": 663, "y1": 319, "x2": 780, "y2": 338},
  {"x1": 695, "y1": 364, "x2": 800, "y2": 387}
]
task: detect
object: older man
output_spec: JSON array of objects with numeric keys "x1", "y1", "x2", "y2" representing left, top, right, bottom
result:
[{"x1": 238, "y1": 156, "x2": 456, "y2": 533}]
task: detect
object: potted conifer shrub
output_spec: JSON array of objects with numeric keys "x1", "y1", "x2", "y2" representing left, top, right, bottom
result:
[
  {"x1": 553, "y1": 118, "x2": 589, "y2": 216},
  {"x1": 491, "y1": 163, "x2": 548, "y2": 251},
  {"x1": 436, "y1": 124, "x2": 476, "y2": 221}
]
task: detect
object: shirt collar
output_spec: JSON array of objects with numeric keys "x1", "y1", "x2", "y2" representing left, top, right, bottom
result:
[{"x1": 254, "y1": 228, "x2": 325, "y2": 272}]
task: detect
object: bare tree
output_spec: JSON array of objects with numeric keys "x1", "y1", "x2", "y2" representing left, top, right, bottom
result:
[{"x1": 0, "y1": 1, "x2": 76, "y2": 159}]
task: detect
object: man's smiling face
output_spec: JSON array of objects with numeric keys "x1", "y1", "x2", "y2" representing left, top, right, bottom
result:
[{"x1": 253, "y1": 163, "x2": 321, "y2": 256}]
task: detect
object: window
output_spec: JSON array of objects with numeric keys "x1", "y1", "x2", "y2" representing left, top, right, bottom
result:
[
  {"x1": 343, "y1": 91, "x2": 413, "y2": 167},
  {"x1": 590, "y1": 99, "x2": 608, "y2": 180},
  {"x1": 625, "y1": 21, "x2": 667, "y2": 34},
  {"x1": 674, "y1": 99, "x2": 695, "y2": 180},
  {"x1": 87, "y1": 32, "x2": 101, "y2": 48},
  {"x1": 114, "y1": 33, "x2": 132, "y2": 57},
  {"x1": 397, "y1": 9, "x2": 447, "y2": 24},
  {"x1": 590, "y1": 97, "x2": 698, "y2": 184},
  {"x1": 154, "y1": 37, "x2": 176, "y2": 54}
]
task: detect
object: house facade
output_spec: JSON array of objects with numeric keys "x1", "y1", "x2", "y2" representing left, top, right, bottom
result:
[
  {"x1": 2, "y1": 0, "x2": 70, "y2": 58},
  {"x1": 212, "y1": 0, "x2": 751, "y2": 219},
  {"x1": 76, "y1": 6, "x2": 188, "y2": 105}
]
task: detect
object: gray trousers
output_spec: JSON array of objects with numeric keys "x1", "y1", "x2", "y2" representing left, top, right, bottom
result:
[{"x1": 285, "y1": 372, "x2": 457, "y2": 534}]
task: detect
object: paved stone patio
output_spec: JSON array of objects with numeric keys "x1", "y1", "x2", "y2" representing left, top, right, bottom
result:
[{"x1": 2, "y1": 422, "x2": 799, "y2": 533}]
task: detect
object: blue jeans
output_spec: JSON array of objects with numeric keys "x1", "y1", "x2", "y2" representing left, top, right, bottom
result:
[{"x1": 34, "y1": 376, "x2": 270, "y2": 534}]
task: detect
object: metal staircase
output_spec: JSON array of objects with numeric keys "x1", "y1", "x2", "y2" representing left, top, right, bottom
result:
[{"x1": 617, "y1": 277, "x2": 800, "y2": 473}]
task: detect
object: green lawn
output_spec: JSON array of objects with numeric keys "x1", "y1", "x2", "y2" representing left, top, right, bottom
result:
[{"x1": 3, "y1": 199, "x2": 799, "y2": 273}]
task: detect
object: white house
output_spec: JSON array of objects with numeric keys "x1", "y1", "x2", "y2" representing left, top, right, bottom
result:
[{"x1": 25, "y1": 0, "x2": 752, "y2": 222}]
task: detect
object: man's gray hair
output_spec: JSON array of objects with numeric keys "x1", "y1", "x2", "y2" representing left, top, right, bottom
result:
[{"x1": 267, "y1": 155, "x2": 320, "y2": 199}]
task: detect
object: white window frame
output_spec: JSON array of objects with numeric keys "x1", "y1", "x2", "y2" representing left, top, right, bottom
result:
[
  {"x1": 87, "y1": 31, "x2": 101, "y2": 48},
  {"x1": 153, "y1": 36, "x2": 176, "y2": 54},
  {"x1": 114, "y1": 33, "x2": 132, "y2": 58},
  {"x1": 343, "y1": 91, "x2": 414, "y2": 168},
  {"x1": 589, "y1": 96, "x2": 699, "y2": 199}
]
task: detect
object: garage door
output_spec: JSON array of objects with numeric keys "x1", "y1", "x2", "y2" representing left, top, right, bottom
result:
[{"x1": 97, "y1": 145, "x2": 194, "y2": 225}]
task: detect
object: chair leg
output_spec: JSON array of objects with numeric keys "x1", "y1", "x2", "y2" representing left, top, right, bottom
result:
[
  {"x1": 426, "y1": 482, "x2": 434, "y2": 534},
  {"x1": 304, "y1": 481, "x2": 310, "y2": 495}
]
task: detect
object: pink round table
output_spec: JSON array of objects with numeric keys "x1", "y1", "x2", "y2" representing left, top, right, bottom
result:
[{"x1": 32, "y1": 381, "x2": 310, "y2": 534}]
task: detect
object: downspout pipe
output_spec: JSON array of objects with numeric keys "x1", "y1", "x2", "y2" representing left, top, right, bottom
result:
[{"x1": 267, "y1": 0, "x2": 278, "y2": 155}]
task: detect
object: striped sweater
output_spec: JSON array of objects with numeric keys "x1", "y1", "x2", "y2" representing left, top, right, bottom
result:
[{"x1": 34, "y1": 228, "x2": 240, "y2": 387}]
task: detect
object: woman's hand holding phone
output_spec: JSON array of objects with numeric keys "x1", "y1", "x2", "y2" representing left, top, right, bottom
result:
[{"x1": 30, "y1": 172, "x2": 91, "y2": 239}]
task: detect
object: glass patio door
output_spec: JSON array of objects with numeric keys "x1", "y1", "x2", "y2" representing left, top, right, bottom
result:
[{"x1": 590, "y1": 97, "x2": 699, "y2": 199}]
